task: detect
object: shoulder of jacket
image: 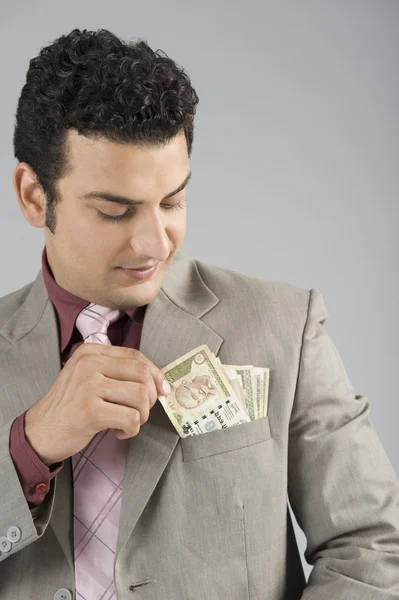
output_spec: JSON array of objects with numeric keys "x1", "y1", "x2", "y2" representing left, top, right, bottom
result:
[{"x1": 192, "y1": 257, "x2": 310, "y2": 311}]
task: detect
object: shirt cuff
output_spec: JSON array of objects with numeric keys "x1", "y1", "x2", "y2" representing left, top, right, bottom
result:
[{"x1": 9, "y1": 410, "x2": 64, "y2": 508}]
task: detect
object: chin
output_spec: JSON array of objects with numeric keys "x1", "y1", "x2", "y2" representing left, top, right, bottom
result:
[{"x1": 129, "y1": 280, "x2": 162, "y2": 304}]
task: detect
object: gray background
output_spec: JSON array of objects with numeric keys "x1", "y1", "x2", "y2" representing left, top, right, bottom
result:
[{"x1": 0, "y1": 1, "x2": 397, "y2": 580}]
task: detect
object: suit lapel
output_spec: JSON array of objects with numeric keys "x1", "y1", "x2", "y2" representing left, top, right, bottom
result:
[
  {"x1": 115, "y1": 283, "x2": 223, "y2": 563},
  {"x1": 0, "y1": 252, "x2": 223, "y2": 572}
]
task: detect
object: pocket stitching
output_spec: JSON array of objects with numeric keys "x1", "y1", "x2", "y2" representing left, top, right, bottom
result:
[{"x1": 181, "y1": 415, "x2": 271, "y2": 462}]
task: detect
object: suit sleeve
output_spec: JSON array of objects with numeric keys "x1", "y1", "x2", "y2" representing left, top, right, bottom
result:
[
  {"x1": 287, "y1": 288, "x2": 399, "y2": 598},
  {"x1": 9, "y1": 411, "x2": 64, "y2": 507},
  {"x1": 0, "y1": 414, "x2": 60, "y2": 562}
]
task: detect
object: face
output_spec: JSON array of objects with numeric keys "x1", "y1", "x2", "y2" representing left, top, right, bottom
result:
[
  {"x1": 25, "y1": 129, "x2": 190, "y2": 309},
  {"x1": 175, "y1": 375, "x2": 218, "y2": 409}
]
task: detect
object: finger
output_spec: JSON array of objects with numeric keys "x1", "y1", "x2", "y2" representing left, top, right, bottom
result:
[
  {"x1": 97, "y1": 379, "x2": 153, "y2": 425},
  {"x1": 124, "y1": 351, "x2": 169, "y2": 398},
  {"x1": 85, "y1": 344, "x2": 170, "y2": 398},
  {"x1": 114, "y1": 429, "x2": 131, "y2": 440},
  {"x1": 95, "y1": 402, "x2": 142, "y2": 438},
  {"x1": 98, "y1": 358, "x2": 158, "y2": 407}
]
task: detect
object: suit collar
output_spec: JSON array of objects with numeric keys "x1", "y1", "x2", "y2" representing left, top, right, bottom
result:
[
  {"x1": 0, "y1": 266, "x2": 51, "y2": 346},
  {"x1": 160, "y1": 250, "x2": 219, "y2": 319}
]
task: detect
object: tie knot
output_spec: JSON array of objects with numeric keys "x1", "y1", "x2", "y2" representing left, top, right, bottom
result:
[{"x1": 75, "y1": 303, "x2": 123, "y2": 345}]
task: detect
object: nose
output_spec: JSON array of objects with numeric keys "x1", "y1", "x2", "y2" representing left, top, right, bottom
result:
[{"x1": 129, "y1": 206, "x2": 170, "y2": 261}]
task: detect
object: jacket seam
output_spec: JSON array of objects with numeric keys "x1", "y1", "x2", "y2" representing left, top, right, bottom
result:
[{"x1": 289, "y1": 288, "x2": 313, "y2": 422}]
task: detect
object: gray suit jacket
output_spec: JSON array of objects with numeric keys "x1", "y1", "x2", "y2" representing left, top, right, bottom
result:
[{"x1": 0, "y1": 251, "x2": 398, "y2": 600}]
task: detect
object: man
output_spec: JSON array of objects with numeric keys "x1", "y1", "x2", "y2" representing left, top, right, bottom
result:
[{"x1": 0, "y1": 27, "x2": 398, "y2": 600}]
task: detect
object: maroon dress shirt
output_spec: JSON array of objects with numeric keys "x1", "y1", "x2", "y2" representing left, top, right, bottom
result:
[{"x1": 9, "y1": 246, "x2": 146, "y2": 508}]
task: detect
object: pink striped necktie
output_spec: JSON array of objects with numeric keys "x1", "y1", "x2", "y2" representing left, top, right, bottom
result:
[{"x1": 72, "y1": 302, "x2": 129, "y2": 600}]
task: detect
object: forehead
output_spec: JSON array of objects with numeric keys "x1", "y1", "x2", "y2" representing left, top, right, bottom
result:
[{"x1": 63, "y1": 129, "x2": 189, "y2": 193}]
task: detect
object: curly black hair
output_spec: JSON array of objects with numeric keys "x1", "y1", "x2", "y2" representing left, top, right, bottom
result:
[{"x1": 13, "y1": 28, "x2": 199, "y2": 233}]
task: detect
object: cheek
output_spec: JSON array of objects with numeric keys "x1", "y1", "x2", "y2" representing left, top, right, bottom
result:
[
  {"x1": 60, "y1": 207, "x2": 92, "y2": 240},
  {"x1": 56, "y1": 215, "x2": 86, "y2": 256},
  {"x1": 167, "y1": 212, "x2": 186, "y2": 240},
  {"x1": 59, "y1": 220, "x2": 117, "y2": 269},
  {"x1": 68, "y1": 221, "x2": 100, "y2": 252}
]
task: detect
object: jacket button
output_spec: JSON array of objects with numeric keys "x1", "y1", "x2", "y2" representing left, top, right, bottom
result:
[
  {"x1": 54, "y1": 589, "x2": 72, "y2": 600},
  {"x1": 0, "y1": 536, "x2": 12, "y2": 553},
  {"x1": 7, "y1": 526, "x2": 22, "y2": 544}
]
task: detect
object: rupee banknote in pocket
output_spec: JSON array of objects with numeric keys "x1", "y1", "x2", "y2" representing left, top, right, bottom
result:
[{"x1": 158, "y1": 344, "x2": 270, "y2": 438}]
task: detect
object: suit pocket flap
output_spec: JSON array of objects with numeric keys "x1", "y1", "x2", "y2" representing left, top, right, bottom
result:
[{"x1": 180, "y1": 415, "x2": 272, "y2": 462}]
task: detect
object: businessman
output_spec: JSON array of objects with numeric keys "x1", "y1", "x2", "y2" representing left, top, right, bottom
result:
[{"x1": 0, "y1": 27, "x2": 398, "y2": 600}]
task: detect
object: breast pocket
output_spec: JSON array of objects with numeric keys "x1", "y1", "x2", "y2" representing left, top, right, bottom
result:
[{"x1": 180, "y1": 415, "x2": 272, "y2": 462}]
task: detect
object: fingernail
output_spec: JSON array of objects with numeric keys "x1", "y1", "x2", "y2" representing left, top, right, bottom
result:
[{"x1": 162, "y1": 379, "x2": 171, "y2": 395}]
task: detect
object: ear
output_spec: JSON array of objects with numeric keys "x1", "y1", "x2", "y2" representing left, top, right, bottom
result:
[{"x1": 13, "y1": 162, "x2": 47, "y2": 228}]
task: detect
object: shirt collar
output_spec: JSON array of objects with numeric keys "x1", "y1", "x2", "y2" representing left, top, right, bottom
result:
[{"x1": 41, "y1": 246, "x2": 144, "y2": 353}]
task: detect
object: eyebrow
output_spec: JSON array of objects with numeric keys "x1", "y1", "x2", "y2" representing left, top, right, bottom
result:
[{"x1": 81, "y1": 171, "x2": 192, "y2": 206}]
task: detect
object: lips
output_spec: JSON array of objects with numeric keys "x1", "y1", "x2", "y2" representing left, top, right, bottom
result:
[
  {"x1": 119, "y1": 264, "x2": 158, "y2": 281},
  {"x1": 122, "y1": 264, "x2": 157, "y2": 270}
]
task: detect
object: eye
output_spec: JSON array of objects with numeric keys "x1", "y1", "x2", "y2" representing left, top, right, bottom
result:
[
  {"x1": 161, "y1": 198, "x2": 186, "y2": 211},
  {"x1": 97, "y1": 198, "x2": 186, "y2": 223},
  {"x1": 98, "y1": 210, "x2": 131, "y2": 222}
]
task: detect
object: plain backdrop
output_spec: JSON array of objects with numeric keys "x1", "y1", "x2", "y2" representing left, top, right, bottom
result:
[{"x1": 0, "y1": 0, "x2": 398, "y2": 580}]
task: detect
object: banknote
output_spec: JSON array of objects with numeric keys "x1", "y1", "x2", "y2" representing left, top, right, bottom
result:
[
  {"x1": 221, "y1": 362, "x2": 269, "y2": 420},
  {"x1": 262, "y1": 367, "x2": 270, "y2": 417},
  {"x1": 158, "y1": 344, "x2": 270, "y2": 437},
  {"x1": 253, "y1": 367, "x2": 264, "y2": 418},
  {"x1": 214, "y1": 358, "x2": 246, "y2": 410},
  {"x1": 220, "y1": 366, "x2": 247, "y2": 412},
  {"x1": 223, "y1": 365, "x2": 258, "y2": 421},
  {"x1": 158, "y1": 345, "x2": 251, "y2": 437}
]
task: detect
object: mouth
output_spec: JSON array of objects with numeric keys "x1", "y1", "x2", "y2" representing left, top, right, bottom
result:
[
  {"x1": 119, "y1": 264, "x2": 158, "y2": 281},
  {"x1": 122, "y1": 263, "x2": 158, "y2": 269}
]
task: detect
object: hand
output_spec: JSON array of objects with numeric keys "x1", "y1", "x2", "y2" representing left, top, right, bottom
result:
[{"x1": 24, "y1": 343, "x2": 171, "y2": 466}]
